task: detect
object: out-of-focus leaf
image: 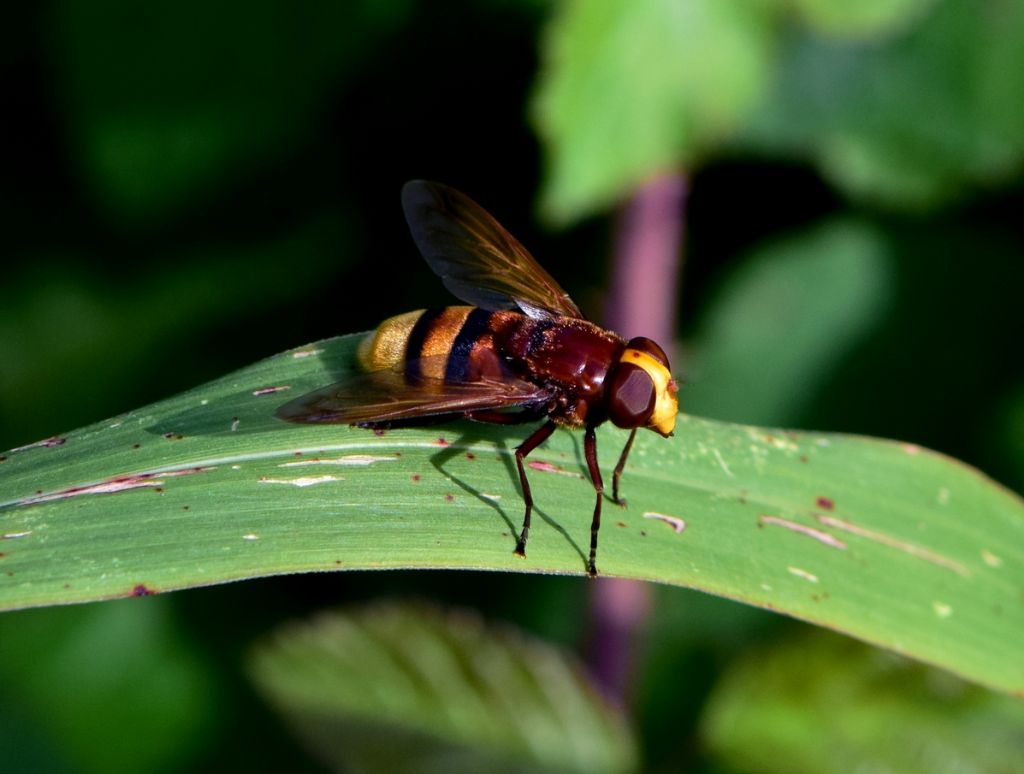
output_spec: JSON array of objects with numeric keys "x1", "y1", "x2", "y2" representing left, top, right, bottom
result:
[
  {"x1": 791, "y1": 0, "x2": 939, "y2": 38},
  {"x1": 249, "y1": 602, "x2": 636, "y2": 774},
  {"x1": 534, "y1": 0, "x2": 1024, "y2": 220},
  {"x1": 50, "y1": 0, "x2": 411, "y2": 224},
  {"x1": 702, "y1": 629, "x2": 1024, "y2": 774},
  {"x1": 532, "y1": 0, "x2": 774, "y2": 223},
  {"x1": 0, "y1": 598, "x2": 216, "y2": 773},
  {"x1": 743, "y1": 0, "x2": 1024, "y2": 209},
  {"x1": 1, "y1": 334, "x2": 1022, "y2": 694},
  {"x1": 684, "y1": 219, "x2": 892, "y2": 426}
]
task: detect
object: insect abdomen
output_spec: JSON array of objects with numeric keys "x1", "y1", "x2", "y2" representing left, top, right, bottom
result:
[
  {"x1": 357, "y1": 307, "x2": 472, "y2": 377},
  {"x1": 358, "y1": 306, "x2": 526, "y2": 383}
]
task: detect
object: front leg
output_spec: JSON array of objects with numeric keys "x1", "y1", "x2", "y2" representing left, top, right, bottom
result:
[{"x1": 611, "y1": 428, "x2": 637, "y2": 506}]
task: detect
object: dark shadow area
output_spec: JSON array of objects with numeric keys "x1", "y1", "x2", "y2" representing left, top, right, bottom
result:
[
  {"x1": 428, "y1": 422, "x2": 589, "y2": 570},
  {"x1": 145, "y1": 336, "x2": 356, "y2": 438}
]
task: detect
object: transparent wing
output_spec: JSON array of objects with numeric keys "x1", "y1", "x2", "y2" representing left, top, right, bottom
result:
[
  {"x1": 277, "y1": 359, "x2": 551, "y2": 425},
  {"x1": 401, "y1": 180, "x2": 584, "y2": 320}
]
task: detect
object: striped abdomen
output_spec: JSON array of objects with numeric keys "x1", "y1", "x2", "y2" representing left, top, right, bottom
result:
[{"x1": 358, "y1": 306, "x2": 522, "y2": 385}]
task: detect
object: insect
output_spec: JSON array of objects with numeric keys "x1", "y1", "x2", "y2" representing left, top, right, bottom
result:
[{"x1": 277, "y1": 181, "x2": 678, "y2": 575}]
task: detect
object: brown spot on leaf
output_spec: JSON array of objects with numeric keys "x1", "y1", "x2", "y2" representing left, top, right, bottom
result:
[
  {"x1": 131, "y1": 584, "x2": 154, "y2": 596},
  {"x1": 816, "y1": 496, "x2": 835, "y2": 510}
]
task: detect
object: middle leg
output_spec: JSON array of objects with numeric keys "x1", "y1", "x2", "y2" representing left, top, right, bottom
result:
[
  {"x1": 512, "y1": 420, "x2": 557, "y2": 558},
  {"x1": 584, "y1": 424, "x2": 604, "y2": 576}
]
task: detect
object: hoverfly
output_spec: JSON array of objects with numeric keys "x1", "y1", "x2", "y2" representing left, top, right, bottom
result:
[{"x1": 277, "y1": 181, "x2": 679, "y2": 575}]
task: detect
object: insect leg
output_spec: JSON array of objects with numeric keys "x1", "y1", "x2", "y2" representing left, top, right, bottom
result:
[
  {"x1": 584, "y1": 424, "x2": 603, "y2": 576},
  {"x1": 513, "y1": 420, "x2": 557, "y2": 559},
  {"x1": 611, "y1": 428, "x2": 637, "y2": 506}
]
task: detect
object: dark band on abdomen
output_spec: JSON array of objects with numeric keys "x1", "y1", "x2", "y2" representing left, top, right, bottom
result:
[
  {"x1": 404, "y1": 308, "x2": 447, "y2": 384},
  {"x1": 445, "y1": 308, "x2": 495, "y2": 383}
]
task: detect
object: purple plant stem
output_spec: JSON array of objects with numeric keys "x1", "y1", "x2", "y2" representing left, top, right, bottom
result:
[{"x1": 587, "y1": 171, "x2": 687, "y2": 705}]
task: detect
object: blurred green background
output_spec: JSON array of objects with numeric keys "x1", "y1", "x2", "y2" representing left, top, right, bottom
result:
[{"x1": 2, "y1": 0, "x2": 1023, "y2": 771}]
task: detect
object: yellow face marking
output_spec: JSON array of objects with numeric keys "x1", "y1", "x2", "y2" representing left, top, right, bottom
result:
[{"x1": 621, "y1": 348, "x2": 678, "y2": 436}]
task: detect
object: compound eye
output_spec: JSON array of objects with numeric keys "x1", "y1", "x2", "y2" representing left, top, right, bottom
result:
[
  {"x1": 625, "y1": 336, "x2": 670, "y2": 368},
  {"x1": 607, "y1": 363, "x2": 657, "y2": 429}
]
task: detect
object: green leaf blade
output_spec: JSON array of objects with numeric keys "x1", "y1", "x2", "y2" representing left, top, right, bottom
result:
[{"x1": 1, "y1": 334, "x2": 1021, "y2": 694}]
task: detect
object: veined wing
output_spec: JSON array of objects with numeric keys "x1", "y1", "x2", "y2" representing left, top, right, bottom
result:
[
  {"x1": 401, "y1": 180, "x2": 583, "y2": 320},
  {"x1": 276, "y1": 361, "x2": 552, "y2": 426}
]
